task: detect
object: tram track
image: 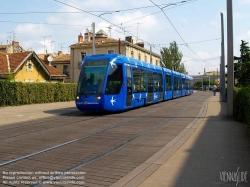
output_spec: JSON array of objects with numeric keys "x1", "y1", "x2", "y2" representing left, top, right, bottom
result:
[
  {"x1": 33, "y1": 95, "x2": 206, "y2": 186},
  {"x1": 0, "y1": 97, "x2": 191, "y2": 142},
  {"x1": 0, "y1": 92, "x2": 210, "y2": 187},
  {"x1": 0, "y1": 97, "x2": 197, "y2": 167},
  {"x1": 0, "y1": 116, "x2": 98, "y2": 141},
  {"x1": 0, "y1": 98, "x2": 190, "y2": 142}
]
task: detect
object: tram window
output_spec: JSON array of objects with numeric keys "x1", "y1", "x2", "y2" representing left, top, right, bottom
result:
[
  {"x1": 148, "y1": 71, "x2": 153, "y2": 93},
  {"x1": 174, "y1": 77, "x2": 178, "y2": 91},
  {"x1": 153, "y1": 73, "x2": 158, "y2": 91},
  {"x1": 133, "y1": 68, "x2": 141, "y2": 93},
  {"x1": 105, "y1": 65, "x2": 123, "y2": 94},
  {"x1": 179, "y1": 78, "x2": 181, "y2": 91},
  {"x1": 166, "y1": 75, "x2": 172, "y2": 90},
  {"x1": 182, "y1": 78, "x2": 185, "y2": 89},
  {"x1": 141, "y1": 70, "x2": 146, "y2": 92},
  {"x1": 159, "y1": 73, "x2": 163, "y2": 92}
]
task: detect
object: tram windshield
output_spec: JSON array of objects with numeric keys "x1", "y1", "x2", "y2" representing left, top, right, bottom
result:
[{"x1": 77, "y1": 59, "x2": 109, "y2": 95}]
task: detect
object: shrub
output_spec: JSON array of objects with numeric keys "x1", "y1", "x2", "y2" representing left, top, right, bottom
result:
[
  {"x1": 234, "y1": 87, "x2": 250, "y2": 135},
  {"x1": 0, "y1": 81, "x2": 77, "y2": 106}
]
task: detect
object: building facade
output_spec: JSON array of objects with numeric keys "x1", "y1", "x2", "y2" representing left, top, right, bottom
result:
[
  {"x1": 38, "y1": 51, "x2": 71, "y2": 82},
  {"x1": 0, "y1": 51, "x2": 65, "y2": 82},
  {"x1": 70, "y1": 29, "x2": 161, "y2": 82}
]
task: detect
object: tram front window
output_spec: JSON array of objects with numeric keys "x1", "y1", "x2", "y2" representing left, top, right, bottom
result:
[
  {"x1": 105, "y1": 65, "x2": 123, "y2": 95},
  {"x1": 77, "y1": 59, "x2": 109, "y2": 95}
]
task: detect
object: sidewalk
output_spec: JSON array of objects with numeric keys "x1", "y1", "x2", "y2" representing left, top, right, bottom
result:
[{"x1": 113, "y1": 94, "x2": 250, "y2": 187}]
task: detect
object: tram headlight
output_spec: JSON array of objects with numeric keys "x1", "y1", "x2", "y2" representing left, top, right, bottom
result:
[
  {"x1": 94, "y1": 96, "x2": 101, "y2": 100},
  {"x1": 76, "y1": 96, "x2": 80, "y2": 100}
]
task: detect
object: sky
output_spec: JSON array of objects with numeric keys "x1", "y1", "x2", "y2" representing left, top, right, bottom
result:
[{"x1": 0, "y1": 0, "x2": 249, "y2": 75}]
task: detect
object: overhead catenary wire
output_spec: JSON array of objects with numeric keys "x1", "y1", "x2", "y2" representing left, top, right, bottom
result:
[
  {"x1": 0, "y1": 1, "x2": 195, "y2": 14},
  {"x1": 120, "y1": 0, "x2": 198, "y2": 25},
  {"x1": 150, "y1": 0, "x2": 210, "y2": 68},
  {"x1": 152, "y1": 38, "x2": 221, "y2": 46},
  {"x1": 52, "y1": 0, "x2": 159, "y2": 52}
]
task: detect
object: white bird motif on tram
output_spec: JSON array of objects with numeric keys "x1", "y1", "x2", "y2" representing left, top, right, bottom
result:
[
  {"x1": 110, "y1": 96, "x2": 116, "y2": 106},
  {"x1": 110, "y1": 58, "x2": 117, "y2": 68}
]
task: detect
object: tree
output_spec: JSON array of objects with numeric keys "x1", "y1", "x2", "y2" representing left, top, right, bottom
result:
[
  {"x1": 234, "y1": 40, "x2": 250, "y2": 86},
  {"x1": 160, "y1": 41, "x2": 186, "y2": 73}
]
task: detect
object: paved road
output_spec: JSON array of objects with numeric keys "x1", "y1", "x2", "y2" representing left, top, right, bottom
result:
[{"x1": 2, "y1": 91, "x2": 245, "y2": 187}]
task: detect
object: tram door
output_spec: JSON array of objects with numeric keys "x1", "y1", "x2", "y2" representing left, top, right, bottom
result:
[
  {"x1": 126, "y1": 67, "x2": 132, "y2": 107},
  {"x1": 147, "y1": 71, "x2": 153, "y2": 103}
]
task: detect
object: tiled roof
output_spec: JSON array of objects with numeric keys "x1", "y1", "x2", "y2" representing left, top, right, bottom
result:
[
  {"x1": 0, "y1": 51, "x2": 65, "y2": 77},
  {"x1": 8, "y1": 51, "x2": 32, "y2": 72},
  {"x1": 71, "y1": 37, "x2": 119, "y2": 46},
  {"x1": 38, "y1": 54, "x2": 70, "y2": 62},
  {"x1": 42, "y1": 62, "x2": 65, "y2": 76},
  {"x1": 0, "y1": 52, "x2": 8, "y2": 73},
  {"x1": 52, "y1": 54, "x2": 70, "y2": 62}
]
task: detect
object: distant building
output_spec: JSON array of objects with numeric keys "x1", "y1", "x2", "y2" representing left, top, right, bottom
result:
[
  {"x1": 70, "y1": 29, "x2": 161, "y2": 82},
  {"x1": 38, "y1": 51, "x2": 71, "y2": 82},
  {"x1": 0, "y1": 41, "x2": 25, "y2": 53}
]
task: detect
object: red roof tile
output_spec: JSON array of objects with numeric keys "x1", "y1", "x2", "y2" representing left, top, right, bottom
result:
[
  {"x1": 0, "y1": 51, "x2": 65, "y2": 77},
  {"x1": 71, "y1": 37, "x2": 119, "y2": 46},
  {"x1": 8, "y1": 51, "x2": 32, "y2": 72},
  {"x1": 52, "y1": 54, "x2": 70, "y2": 62},
  {"x1": 42, "y1": 62, "x2": 65, "y2": 76},
  {"x1": 0, "y1": 52, "x2": 8, "y2": 73}
]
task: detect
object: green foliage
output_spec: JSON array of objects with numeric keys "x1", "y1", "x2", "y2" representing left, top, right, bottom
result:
[
  {"x1": 0, "y1": 81, "x2": 77, "y2": 106},
  {"x1": 160, "y1": 41, "x2": 186, "y2": 73},
  {"x1": 234, "y1": 87, "x2": 250, "y2": 135},
  {"x1": 6, "y1": 73, "x2": 15, "y2": 81},
  {"x1": 234, "y1": 40, "x2": 250, "y2": 86}
]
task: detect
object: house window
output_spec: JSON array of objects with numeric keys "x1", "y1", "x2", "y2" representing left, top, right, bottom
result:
[
  {"x1": 81, "y1": 52, "x2": 87, "y2": 60},
  {"x1": 138, "y1": 53, "x2": 141, "y2": 60},
  {"x1": 63, "y1": 65, "x2": 69, "y2": 76},
  {"x1": 131, "y1": 51, "x2": 134, "y2": 58},
  {"x1": 144, "y1": 55, "x2": 147, "y2": 62},
  {"x1": 108, "y1": 49, "x2": 115, "y2": 54},
  {"x1": 26, "y1": 60, "x2": 33, "y2": 72},
  {"x1": 156, "y1": 60, "x2": 158, "y2": 66}
]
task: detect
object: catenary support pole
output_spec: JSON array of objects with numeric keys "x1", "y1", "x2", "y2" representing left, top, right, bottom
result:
[
  {"x1": 221, "y1": 12, "x2": 226, "y2": 102},
  {"x1": 226, "y1": 0, "x2": 234, "y2": 116},
  {"x1": 92, "y1": 22, "x2": 95, "y2": 54}
]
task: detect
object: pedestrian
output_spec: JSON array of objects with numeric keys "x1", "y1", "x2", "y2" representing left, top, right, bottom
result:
[{"x1": 212, "y1": 85, "x2": 217, "y2": 96}]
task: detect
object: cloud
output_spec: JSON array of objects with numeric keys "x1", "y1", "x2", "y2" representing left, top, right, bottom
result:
[{"x1": 239, "y1": 0, "x2": 250, "y2": 4}]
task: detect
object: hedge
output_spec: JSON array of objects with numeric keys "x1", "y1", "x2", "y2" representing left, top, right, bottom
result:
[
  {"x1": 234, "y1": 87, "x2": 250, "y2": 134},
  {"x1": 0, "y1": 81, "x2": 77, "y2": 106}
]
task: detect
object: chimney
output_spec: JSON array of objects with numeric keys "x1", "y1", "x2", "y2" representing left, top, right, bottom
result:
[
  {"x1": 125, "y1": 36, "x2": 133, "y2": 44},
  {"x1": 58, "y1": 51, "x2": 63, "y2": 56},
  {"x1": 136, "y1": 42, "x2": 144, "y2": 48},
  {"x1": 12, "y1": 41, "x2": 19, "y2": 46},
  {"x1": 78, "y1": 33, "x2": 83, "y2": 43},
  {"x1": 84, "y1": 29, "x2": 90, "y2": 41}
]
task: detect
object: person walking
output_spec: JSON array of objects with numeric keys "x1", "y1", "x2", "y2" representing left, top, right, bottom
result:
[{"x1": 212, "y1": 85, "x2": 217, "y2": 96}]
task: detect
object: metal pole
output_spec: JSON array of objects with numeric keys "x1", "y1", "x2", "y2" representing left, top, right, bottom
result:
[
  {"x1": 221, "y1": 12, "x2": 226, "y2": 102},
  {"x1": 92, "y1": 22, "x2": 95, "y2": 54},
  {"x1": 227, "y1": 0, "x2": 234, "y2": 116}
]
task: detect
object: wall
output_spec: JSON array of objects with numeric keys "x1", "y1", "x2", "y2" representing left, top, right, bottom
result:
[{"x1": 14, "y1": 60, "x2": 46, "y2": 82}]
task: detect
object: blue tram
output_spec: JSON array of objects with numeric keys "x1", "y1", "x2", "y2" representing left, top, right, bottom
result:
[{"x1": 75, "y1": 54, "x2": 193, "y2": 112}]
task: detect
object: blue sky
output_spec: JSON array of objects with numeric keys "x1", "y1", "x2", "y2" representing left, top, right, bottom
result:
[{"x1": 0, "y1": 0, "x2": 249, "y2": 75}]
